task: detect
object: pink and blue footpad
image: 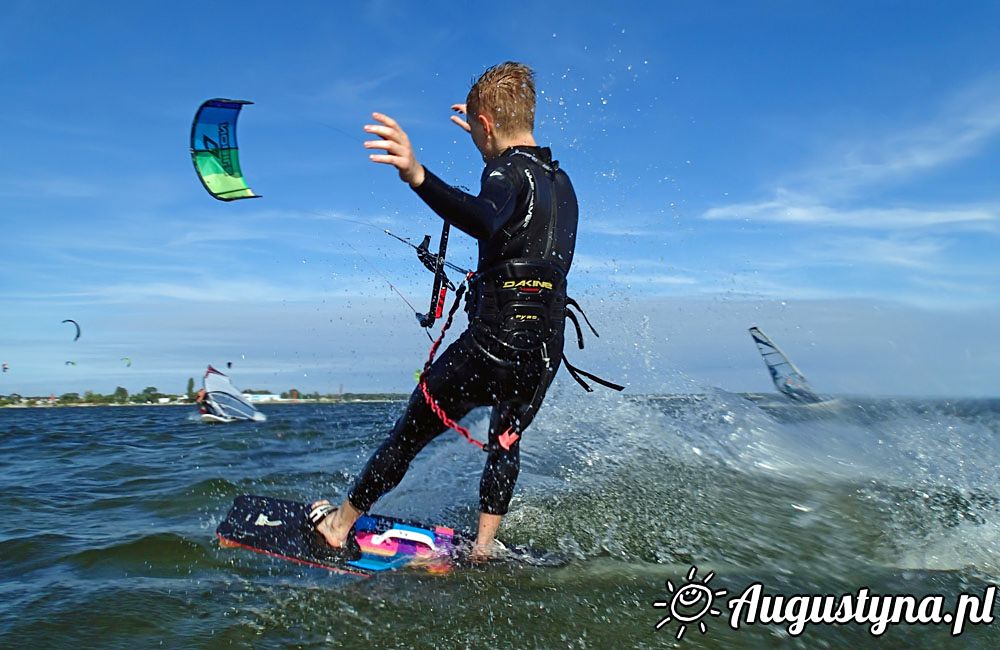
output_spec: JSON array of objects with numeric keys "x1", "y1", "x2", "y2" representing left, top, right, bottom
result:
[{"x1": 350, "y1": 516, "x2": 459, "y2": 572}]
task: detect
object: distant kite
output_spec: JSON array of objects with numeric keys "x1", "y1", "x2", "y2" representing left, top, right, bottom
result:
[
  {"x1": 121, "y1": 357, "x2": 132, "y2": 368},
  {"x1": 2, "y1": 363, "x2": 8, "y2": 373},
  {"x1": 227, "y1": 361, "x2": 232, "y2": 369},
  {"x1": 190, "y1": 99, "x2": 260, "y2": 201},
  {"x1": 65, "y1": 361, "x2": 76, "y2": 366},
  {"x1": 62, "y1": 319, "x2": 81, "y2": 341}
]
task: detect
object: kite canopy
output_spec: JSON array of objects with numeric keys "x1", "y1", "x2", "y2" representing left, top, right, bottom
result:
[
  {"x1": 62, "y1": 319, "x2": 81, "y2": 341},
  {"x1": 190, "y1": 99, "x2": 260, "y2": 201}
]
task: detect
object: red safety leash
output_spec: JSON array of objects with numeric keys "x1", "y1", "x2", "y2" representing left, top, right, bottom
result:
[{"x1": 417, "y1": 275, "x2": 490, "y2": 450}]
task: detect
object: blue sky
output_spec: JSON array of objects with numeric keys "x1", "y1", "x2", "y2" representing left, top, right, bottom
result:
[{"x1": 2, "y1": 1, "x2": 1000, "y2": 397}]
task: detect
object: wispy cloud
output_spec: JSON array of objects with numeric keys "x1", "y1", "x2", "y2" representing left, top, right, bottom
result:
[
  {"x1": 311, "y1": 73, "x2": 402, "y2": 109},
  {"x1": 67, "y1": 279, "x2": 342, "y2": 304},
  {"x1": 811, "y1": 89, "x2": 1000, "y2": 194},
  {"x1": 704, "y1": 192, "x2": 999, "y2": 230},
  {"x1": 703, "y1": 76, "x2": 1000, "y2": 231},
  {"x1": 580, "y1": 212, "x2": 677, "y2": 237},
  {"x1": 691, "y1": 75, "x2": 1000, "y2": 308},
  {"x1": 0, "y1": 175, "x2": 106, "y2": 199},
  {"x1": 805, "y1": 235, "x2": 948, "y2": 270},
  {"x1": 611, "y1": 273, "x2": 697, "y2": 286},
  {"x1": 571, "y1": 253, "x2": 698, "y2": 291}
]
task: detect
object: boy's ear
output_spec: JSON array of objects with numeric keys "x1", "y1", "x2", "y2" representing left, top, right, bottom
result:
[{"x1": 477, "y1": 112, "x2": 494, "y2": 136}]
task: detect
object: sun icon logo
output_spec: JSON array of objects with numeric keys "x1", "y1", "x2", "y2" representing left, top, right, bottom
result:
[{"x1": 652, "y1": 565, "x2": 727, "y2": 640}]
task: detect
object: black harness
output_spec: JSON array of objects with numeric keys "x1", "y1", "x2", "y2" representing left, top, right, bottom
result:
[
  {"x1": 466, "y1": 258, "x2": 567, "y2": 350},
  {"x1": 467, "y1": 257, "x2": 624, "y2": 397}
]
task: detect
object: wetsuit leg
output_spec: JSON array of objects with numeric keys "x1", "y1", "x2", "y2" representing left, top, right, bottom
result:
[
  {"x1": 479, "y1": 403, "x2": 522, "y2": 515},
  {"x1": 478, "y1": 353, "x2": 562, "y2": 515},
  {"x1": 348, "y1": 334, "x2": 488, "y2": 512}
]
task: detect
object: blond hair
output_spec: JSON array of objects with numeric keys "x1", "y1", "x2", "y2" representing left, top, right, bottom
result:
[{"x1": 466, "y1": 62, "x2": 536, "y2": 136}]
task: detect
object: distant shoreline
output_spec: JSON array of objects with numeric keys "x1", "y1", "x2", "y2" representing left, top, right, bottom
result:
[{"x1": 1, "y1": 397, "x2": 409, "y2": 409}]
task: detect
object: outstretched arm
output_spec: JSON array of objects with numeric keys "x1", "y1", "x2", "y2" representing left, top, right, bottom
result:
[
  {"x1": 413, "y1": 166, "x2": 520, "y2": 240},
  {"x1": 364, "y1": 111, "x2": 522, "y2": 240}
]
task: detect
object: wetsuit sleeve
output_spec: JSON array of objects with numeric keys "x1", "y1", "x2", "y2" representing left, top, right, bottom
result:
[{"x1": 412, "y1": 163, "x2": 522, "y2": 240}]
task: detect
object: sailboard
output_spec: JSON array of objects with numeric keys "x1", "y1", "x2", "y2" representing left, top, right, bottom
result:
[
  {"x1": 748, "y1": 327, "x2": 823, "y2": 404},
  {"x1": 201, "y1": 365, "x2": 266, "y2": 423},
  {"x1": 216, "y1": 495, "x2": 565, "y2": 576}
]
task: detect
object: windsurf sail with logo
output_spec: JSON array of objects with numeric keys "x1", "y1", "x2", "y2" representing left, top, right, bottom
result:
[
  {"x1": 190, "y1": 99, "x2": 260, "y2": 201},
  {"x1": 202, "y1": 365, "x2": 266, "y2": 422},
  {"x1": 748, "y1": 327, "x2": 822, "y2": 404}
]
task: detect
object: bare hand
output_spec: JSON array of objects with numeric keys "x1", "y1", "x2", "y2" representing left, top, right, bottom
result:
[
  {"x1": 450, "y1": 103, "x2": 471, "y2": 133},
  {"x1": 364, "y1": 112, "x2": 425, "y2": 187}
]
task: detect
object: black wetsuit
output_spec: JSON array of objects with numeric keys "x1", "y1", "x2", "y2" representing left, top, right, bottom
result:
[{"x1": 348, "y1": 146, "x2": 578, "y2": 516}]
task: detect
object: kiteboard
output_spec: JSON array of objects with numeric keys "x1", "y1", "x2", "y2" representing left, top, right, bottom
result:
[{"x1": 216, "y1": 494, "x2": 565, "y2": 576}]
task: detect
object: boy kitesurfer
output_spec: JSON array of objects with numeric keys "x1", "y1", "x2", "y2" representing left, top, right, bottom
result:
[{"x1": 311, "y1": 62, "x2": 580, "y2": 559}]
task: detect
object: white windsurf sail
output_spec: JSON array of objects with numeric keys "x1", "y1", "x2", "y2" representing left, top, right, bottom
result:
[
  {"x1": 748, "y1": 327, "x2": 822, "y2": 404},
  {"x1": 203, "y1": 365, "x2": 266, "y2": 422}
]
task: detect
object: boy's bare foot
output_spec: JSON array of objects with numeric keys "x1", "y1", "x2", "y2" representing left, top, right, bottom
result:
[
  {"x1": 469, "y1": 542, "x2": 492, "y2": 563},
  {"x1": 308, "y1": 499, "x2": 360, "y2": 549},
  {"x1": 468, "y1": 539, "x2": 507, "y2": 563}
]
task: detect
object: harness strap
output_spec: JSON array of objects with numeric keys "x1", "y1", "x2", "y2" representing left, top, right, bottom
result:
[
  {"x1": 566, "y1": 309, "x2": 586, "y2": 350},
  {"x1": 566, "y1": 298, "x2": 599, "y2": 337},
  {"x1": 561, "y1": 297, "x2": 623, "y2": 392},
  {"x1": 563, "y1": 354, "x2": 625, "y2": 393}
]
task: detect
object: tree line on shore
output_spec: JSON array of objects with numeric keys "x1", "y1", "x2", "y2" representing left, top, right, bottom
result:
[{"x1": 1, "y1": 378, "x2": 406, "y2": 407}]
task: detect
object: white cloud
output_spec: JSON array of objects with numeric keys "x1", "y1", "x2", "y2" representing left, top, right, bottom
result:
[
  {"x1": 580, "y1": 212, "x2": 678, "y2": 237},
  {"x1": 742, "y1": 234, "x2": 949, "y2": 272},
  {"x1": 703, "y1": 75, "x2": 1000, "y2": 231},
  {"x1": 610, "y1": 273, "x2": 697, "y2": 286},
  {"x1": 71, "y1": 280, "x2": 318, "y2": 303},
  {"x1": 59, "y1": 276, "x2": 403, "y2": 305},
  {"x1": 801, "y1": 75, "x2": 1000, "y2": 195},
  {"x1": 0, "y1": 175, "x2": 105, "y2": 199},
  {"x1": 812, "y1": 236, "x2": 947, "y2": 270},
  {"x1": 704, "y1": 191, "x2": 999, "y2": 230}
]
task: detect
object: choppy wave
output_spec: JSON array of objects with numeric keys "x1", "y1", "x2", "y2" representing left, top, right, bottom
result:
[{"x1": 3, "y1": 397, "x2": 1000, "y2": 647}]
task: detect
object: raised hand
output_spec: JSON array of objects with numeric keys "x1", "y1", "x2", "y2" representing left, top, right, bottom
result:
[
  {"x1": 364, "y1": 112, "x2": 425, "y2": 187},
  {"x1": 450, "y1": 103, "x2": 471, "y2": 133}
]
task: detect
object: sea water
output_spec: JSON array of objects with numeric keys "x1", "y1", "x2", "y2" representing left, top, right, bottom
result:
[{"x1": 2, "y1": 393, "x2": 999, "y2": 648}]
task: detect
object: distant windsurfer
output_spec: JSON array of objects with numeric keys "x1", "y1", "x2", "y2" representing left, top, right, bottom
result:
[
  {"x1": 311, "y1": 62, "x2": 583, "y2": 559},
  {"x1": 195, "y1": 388, "x2": 209, "y2": 414}
]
